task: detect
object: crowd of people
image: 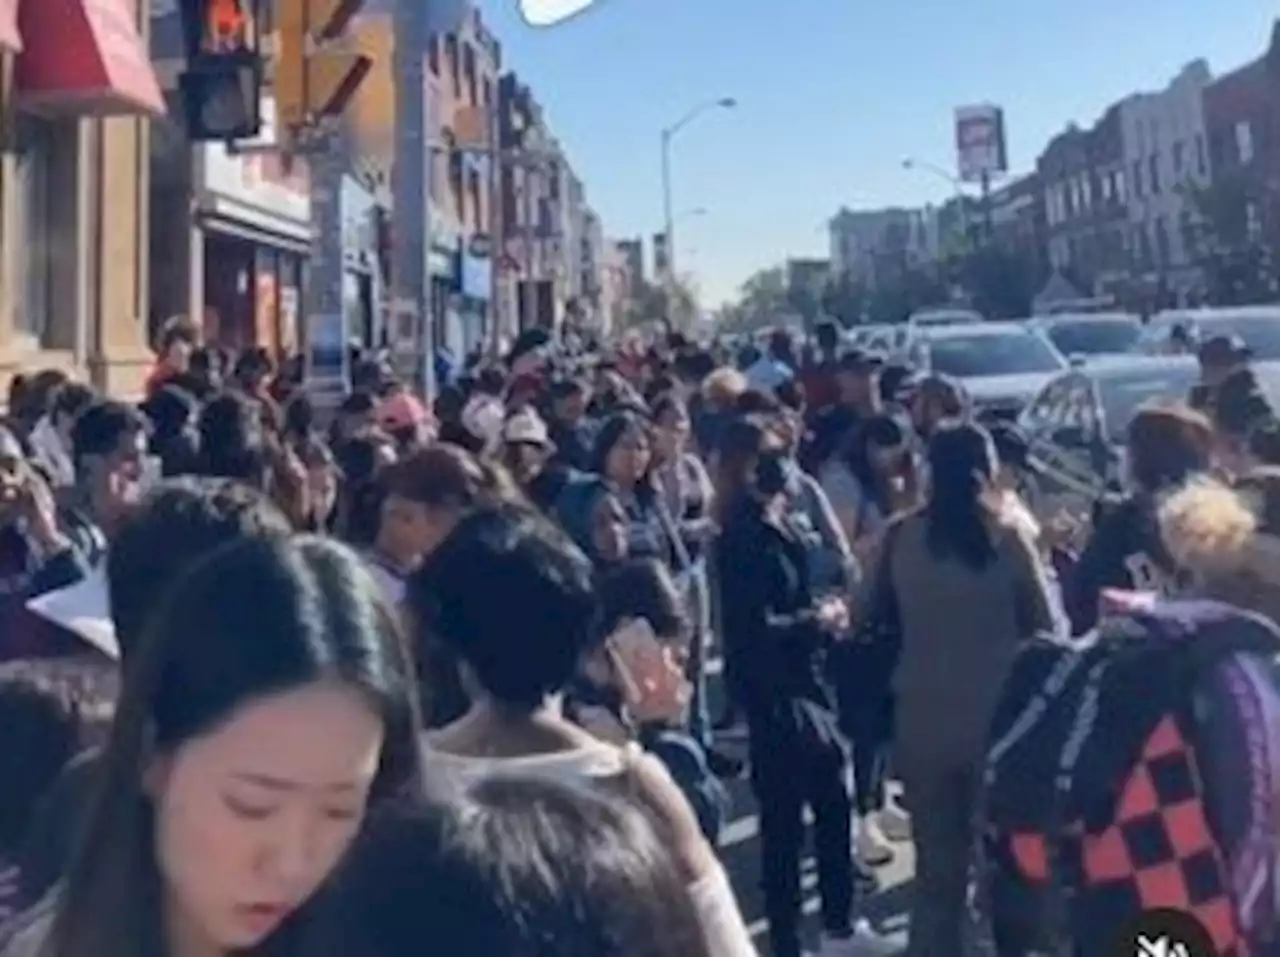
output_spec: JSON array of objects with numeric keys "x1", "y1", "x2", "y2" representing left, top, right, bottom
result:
[{"x1": 0, "y1": 314, "x2": 1277, "y2": 957}]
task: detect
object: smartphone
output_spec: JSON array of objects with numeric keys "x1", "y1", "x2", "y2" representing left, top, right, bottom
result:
[{"x1": 607, "y1": 618, "x2": 668, "y2": 691}]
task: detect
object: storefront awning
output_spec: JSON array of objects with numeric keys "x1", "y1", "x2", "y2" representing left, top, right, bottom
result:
[
  {"x1": 16, "y1": 0, "x2": 164, "y2": 117},
  {"x1": 0, "y1": 0, "x2": 21, "y2": 54}
]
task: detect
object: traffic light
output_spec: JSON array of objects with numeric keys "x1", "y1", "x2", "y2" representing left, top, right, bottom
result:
[
  {"x1": 275, "y1": 0, "x2": 373, "y2": 132},
  {"x1": 176, "y1": 0, "x2": 264, "y2": 141}
]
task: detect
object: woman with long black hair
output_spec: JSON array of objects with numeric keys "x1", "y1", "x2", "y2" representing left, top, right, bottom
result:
[
  {"x1": 1, "y1": 535, "x2": 421, "y2": 957},
  {"x1": 865, "y1": 420, "x2": 1055, "y2": 957}
]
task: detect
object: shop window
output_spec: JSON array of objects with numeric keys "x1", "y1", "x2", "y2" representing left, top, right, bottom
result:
[{"x1": 12, "y1": 115, "x2": 54, "y2": 344}]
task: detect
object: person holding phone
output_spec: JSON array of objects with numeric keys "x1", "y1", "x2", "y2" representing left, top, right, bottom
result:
[{"x1": 715, "y1": 417, "x2": 895, "y2": 957}]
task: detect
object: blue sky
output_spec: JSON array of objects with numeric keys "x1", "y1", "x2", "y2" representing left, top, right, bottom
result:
[{"x1": 474, "y1": 0, "x2": 1274, "y2": 306}]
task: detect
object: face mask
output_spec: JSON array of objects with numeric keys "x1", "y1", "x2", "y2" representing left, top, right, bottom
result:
[{"x1": 754, "y1": 451, "x2": 790, "y2": 498}]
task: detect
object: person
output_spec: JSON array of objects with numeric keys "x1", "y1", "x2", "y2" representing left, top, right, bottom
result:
[
  {"x1": 1, "y1": 535, "x2": 421, "y2": 957},
  {"x1": 195, "y1": 392, "x2": 270, "y2": 490},
  {"x1": 144, "y1": 322, "x2": 196, "y2": 400},
  {"x1": 744, "y1": 329, "x2": 796, "y2": 395},
  {"x1": 67, "y1": 401, "x2": 151, "y2": 549},
  {"x1": 867, "y1": 420, "x2": 1056, "y2": 957},
  {"x1": 546, "y1": 377, "x2": 596, "y2": 471},
  {"x1": 317, "y1": 777, "x2": 718, "y2": 957},
  {"x1": 28, "y1": 384, "x2": 96, "y2": 490},
  {"x1": 716, "y1": 417, "x2": 894, "y2": 957},
  {"x1": 406, "y1": 506, "x2": 755, "y2": 956},
  {"x1": 803, "y1": 352, "x2": 884, "y2": 476},
  {"x1": 1064, "y1": 403, "x2": 1213, "y2": 635},
  {"x1": 499, "y1": 407, "x2": 570, "y2": 513},
  {"x1": 16, "y1": 478, "x2": 296, "y2": 902},
  {"x1": 140, "y1": 385, "x2": 201, "y2": 478},
  {"x1": 591, "y1": 412, "x2": 680, "y2": 568},
  {"x1": 364, "y1": 444, "x2": 517, "y2": 609},
  {"x1": 0, "y1": 678, "x2": 80, "y2": 922}
]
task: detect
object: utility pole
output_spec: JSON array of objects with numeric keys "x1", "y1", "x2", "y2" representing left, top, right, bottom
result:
[{"x1": 391, "y1": 0, "x2": 433, "y2": 397}]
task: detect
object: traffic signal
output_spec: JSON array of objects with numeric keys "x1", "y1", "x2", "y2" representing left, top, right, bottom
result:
[
  {"x1": 176, "y1": 0, "x2": 264, "y2": 141},
  {"x1": 275, "y1": 0, "x2": 373, "y2": 132}
]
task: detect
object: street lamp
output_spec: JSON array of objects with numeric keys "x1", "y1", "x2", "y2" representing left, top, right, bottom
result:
[
  {"x1": 902, "y1": 156, "x2": 978, "y2": 239},
  {"x1": 661, "y1": 98, "x2": 736, "y2": 287}
]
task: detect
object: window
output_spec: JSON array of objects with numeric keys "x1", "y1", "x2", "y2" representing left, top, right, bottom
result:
[
  {"x1": 1195, "y1": 134, "x2": 1207, "y2": 176},
  {"x1": 1172, "y1": 140, "x2": 1184, "y2": 175},
  {"x1": 444, "y1": 34, "x2": 460, "y2": 97},
  {"x1": 1080, "y1": 174, "x2": 1093, "y2": 209},
  {"x1": 1236, "y1": 121, "x2": 1255, "y2": 164},
  {"x1": 1148, "y1": 155, "x2": 1160, "y2": 193},
  {"x1": 462, "y1": 43, "x2": 477, "y2": 105},
  {"x1": 428, "y1": 36, "x2": 439, "y2": 76},
  {"x1": 482, "y1": 77, "x2": 493, "y2": 109},
  {"x1": 1100, "y1": 173, "x2": 1112, "y2": 203},
  {"x1": 1153, "y1": 217, "x2": 1170, "y2": 266},
  {"x1": 1132, "y1": 160, "x2": 1144, "y2": 198},
  {"x1": 1247, "y1": 202, "x2": 1262, "y2": 240},
  {"x1": 467, "y1": 167, "x2": 482, "y2": 229},
  {"x1": 1113, "y1": 168, "x2": 1127, "y2": 203},
  {"x1": 13, "y1": 115, "x2": 53, "y2": 341}
]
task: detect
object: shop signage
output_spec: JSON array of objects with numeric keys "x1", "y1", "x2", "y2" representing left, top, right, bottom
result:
[
  {"x1": 305, "y1": 311, "x2": 349, "y2": 392},
  {"x1": 17, "y1": 0, "x2": 164, "y2": 116}
]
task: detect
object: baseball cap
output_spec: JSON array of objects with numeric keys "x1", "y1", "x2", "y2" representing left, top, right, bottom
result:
[
  {"x1": 502, "y1": 408, "x2": 551, "y2": 447},
  {"x1": 1197, "y1": 334, "x2": 1252, "y2": 367}
]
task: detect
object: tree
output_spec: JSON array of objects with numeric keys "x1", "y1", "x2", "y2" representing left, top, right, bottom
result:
[
  {"x1": 716, "y1": 266, "x2": 790, "y2": 334},
  {"x1": 621, "y1": 274, "x2": 700, "y2": 332},
  {"x1": 820, "y1": 273, "x2": 869, "y2": 327},
  {"x1": 1181, "y1": 177, "x2": 1278, "y2": 305},
  {"x1": 945, "y1": 244, "x2": 1038, "y2": 319}
]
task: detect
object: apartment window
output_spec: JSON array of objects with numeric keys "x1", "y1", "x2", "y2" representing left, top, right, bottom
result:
[
  {"x1": 1172, "y1": 140, "x2": 1184, "y2": 176},
  {"x1": 1100, "y1": 172, "x2": 1112, "y2": 203},
  {"x1": 1114, "y1": 168, "x2": 1127, "y2": 203},
  {"x1": 13, "y1": 115, "x2": 54, "y2": 341},
  {"x1": 448, "y1": 149, "x2": 464, "y2": 215},
  {"x1": 428, "y1": 36, "x2": 439, "y2": 76},
  {"x1": 1195, "y1": 134, "x2": 1207, "y2": 176},
  {"x1": 462, "y1": 42, "x2": 477, "y2": 105},
  {"x1": 1247, "y1": 201, "x2": 1262, "y2": 240},
  {"x1": 1148, "y1": 155, "x2": 1160, "y2": 194},
  {"x1": 482, "y1": 77, "x2": 493, "y2": 109},
  {"x1": 1153, "y1": 217, "x2": 1170, "y2": 267},
  {"x1": 467, "y1": 167, "x2": 482, "y2": 229},
  {"x1": 1132, "y1": 160, "x2": 1144, "y2": 198},
  {"x1": 1236, "y1": 121, "x2": 1255, "y2": 164},
  {"x1": 1080, "y1": 174, "x2": 1092, "y2": 209},
  {"x1": 444, "y1": 35, "x2": 460, "y2": 97}
]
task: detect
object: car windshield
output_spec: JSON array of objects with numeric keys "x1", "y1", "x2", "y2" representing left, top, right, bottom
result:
[
  {"x1": 927, "y1": 330, "x2": 1064, "y2": 378},
  {"x1": 1046, "y1": 319, "x2": 1140, "y2": 356},
  {"x1": 1099, "y1": 368, "x2": 1200, "y2": 435},
  {"x1": 1194, "y1": 315, "x2": 1280, "y2": 360}
]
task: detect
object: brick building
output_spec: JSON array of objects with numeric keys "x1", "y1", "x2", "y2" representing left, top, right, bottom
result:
[
  {"x1": 988, "y1": 171, "x2": 1047, "y2": 280},
  {"x1": 1039, "y1": 104, "x2": 1129, "y2": 296},
  {"x1": 1203, "y1": 26, "x2": 1280, "y2": 258},
  {"x1": 1, "y1": 0, "x2": 164, "y2": 396}
]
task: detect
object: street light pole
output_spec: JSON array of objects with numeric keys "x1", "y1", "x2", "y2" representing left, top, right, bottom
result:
[{"x1": 659, "y1": 97, "x2": 735, "y2": 317}]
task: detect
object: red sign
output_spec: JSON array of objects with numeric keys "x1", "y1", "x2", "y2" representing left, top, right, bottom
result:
[
  {"x1": 0, "y1": 0, "x2": 21, "y2": 53},
  {"x1": 16, "y1": 0, "x2": 164, "y2": 117}
]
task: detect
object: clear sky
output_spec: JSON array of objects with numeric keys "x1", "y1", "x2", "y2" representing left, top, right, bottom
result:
[{"x1": 473, "y1": 0, "x2": 1275, "y2": 306}]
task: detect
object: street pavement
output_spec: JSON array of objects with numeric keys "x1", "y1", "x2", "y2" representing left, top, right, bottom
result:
[{"x1": 703, "y1": 655, "x2": 914, "y2": 955}]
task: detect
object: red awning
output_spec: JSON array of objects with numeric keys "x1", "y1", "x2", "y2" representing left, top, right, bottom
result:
[
  {"x1": 0, "y1": 0, "x2": 20, "y2": 54},
  {"x1": 16, "y1": 0, "x2": 164, "y2": 117}
]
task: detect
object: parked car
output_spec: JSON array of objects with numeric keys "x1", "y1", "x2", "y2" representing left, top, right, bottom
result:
[
  {"x1": 907, "y1": 306, "x2": 984, "y2": 329},
  {"x1": 1017, "y1": 355, "x2": 1200, "y2": 519},
  {"x1": 908, "y1": 322, "x2": 1068, "y2": 419},
  {"x1": 1031, "y1": 312, "x2": 1142, "y2": 362},
  {"x1": 1138, "y1": 305, "x2": 1280, "y2": 359}
]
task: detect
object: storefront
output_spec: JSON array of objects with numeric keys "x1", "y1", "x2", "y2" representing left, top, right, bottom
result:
[
  {"x1": 192, "y1": 97, "x2": 310, "y2": 356},
  {"x1": 0, "y1": 0, "x2": 165, "y2": 397},
  {"x1": 340, "y1": 175, "x2": 382, "y2": 348},
  {"x1": 459, "y1": 233, "x2": 493, "y2": 356},
  {"x1": 429, "y1": 206, "x2": 463, "y2": 363}
]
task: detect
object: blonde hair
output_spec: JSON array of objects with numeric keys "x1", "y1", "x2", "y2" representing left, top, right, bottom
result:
[
  {"x1": 1158, "y1": 476, "x2": 1280, "y2": 619},
  {"x1": 701, "y1": 367, "x2": 747, "y2": 408}
]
